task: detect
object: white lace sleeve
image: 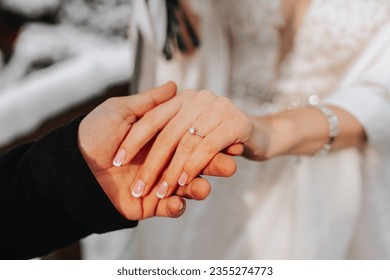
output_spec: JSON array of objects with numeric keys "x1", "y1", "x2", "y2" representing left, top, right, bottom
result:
[{"x1": 326, "y1": 23, "x2": 390, "y2": 155}]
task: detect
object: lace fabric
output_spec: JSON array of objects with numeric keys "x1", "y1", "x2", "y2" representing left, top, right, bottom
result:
[
  {"x1": 221, "y1": 0, "x2": 390, "y2": 113},
  {"x1": 221, "y1": 0, "x2": 284, "y2": 109}
]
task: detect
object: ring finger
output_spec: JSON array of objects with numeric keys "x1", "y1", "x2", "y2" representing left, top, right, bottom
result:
[
  {"x1": 155, "y1": 112, "x2": 222, "y2": 198},
  {"x1": 131, "y1": 95, "x2": 218, "y2": 198}
]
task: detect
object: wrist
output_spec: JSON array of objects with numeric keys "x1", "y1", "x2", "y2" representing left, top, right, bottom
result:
[
  {"x1": 242, "y1": 114, "x2": 296, "y2": 161},
  {"x1": 269, "y1": 107, "x2": 336, "y2": 156},
  {"x1": 266, "y1": 113, "x2": 299, "y2": 158}
]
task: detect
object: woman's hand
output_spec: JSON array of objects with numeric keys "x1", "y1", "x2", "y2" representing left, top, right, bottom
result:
[
  {"x1": 114, "y1": 89, "x2": 256, "y2": 199},
  {"x1": 78, "y1": 83, "x2": 239, "y2": 220},
  {"x1": 111, "y1": 85, "x2": 368, "y2": 203}
]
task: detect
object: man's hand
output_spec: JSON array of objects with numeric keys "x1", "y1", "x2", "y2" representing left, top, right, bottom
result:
[{"x1": 78, "y1": 82, "x2": 239, "y2": 220}]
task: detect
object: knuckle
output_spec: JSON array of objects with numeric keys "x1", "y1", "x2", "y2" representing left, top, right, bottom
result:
[
  {"x1": 142, "y1": 110, "x2": 159, "y2": 126},
  {"x1": 144, "y1": 91, "x2": 158, "y2": 108},
  {"x1": 102, "y1": 97, "x2": 129, "y2": 119},
  {"x1": 156, "y1": 128, "x2": 176, "y2": 150},
  {"x1": 179, "y1": 89, "x2": 196, "y2": 96},
  {"x1": 202, "y1": 141, "x2": 218, "y2": 156},
  {"x1": 236, "y1": 109, "x2": 249, "y2": 121},
  {"x1": 197, "y1": 89, "x2": 214, "y2": 100},
  {"x1": 217, "y1": 96, "x2": 234, "y2": 109},
  {"x1": 233, "y1": 113, "x2": 251, "y2": 139},
  {"x1": 178, "y1": 90, "x2": 196, "y2": 102},
  {"x1": 178, "y1": 138, "x2": 196, "y2": 153},
  {"x1": 219, "y1": 96, "x2": 231, "y2": 104},
  {"x1": 103, "y1": 97, "x2": 119, "y2": 107}
]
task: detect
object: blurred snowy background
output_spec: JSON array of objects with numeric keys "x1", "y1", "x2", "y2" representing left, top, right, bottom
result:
[{"x1": 0, "y1": 0, "x2": 134, "y2": 150}]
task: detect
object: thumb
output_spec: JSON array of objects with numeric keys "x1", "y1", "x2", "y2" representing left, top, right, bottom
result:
[{"x1": 124, "y1": 81, "x2": 177, "y2": 117}]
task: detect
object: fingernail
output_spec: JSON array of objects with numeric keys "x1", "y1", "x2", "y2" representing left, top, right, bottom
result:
[
  {"x1": 132, "y1": 179, "x2": 145, "y2": 198},
  {"x1": 156, "y1": 181, "x2": 169, "y2": 199},
  {"x1": 113, "y1": 148, "x2": 126, "y2": 167},
  {"x1": 179, "y1": 203, "x2": 186, "y2": 214},
  {"x1": 178, "y1": 172, "x2": 188, "y2": 186}
]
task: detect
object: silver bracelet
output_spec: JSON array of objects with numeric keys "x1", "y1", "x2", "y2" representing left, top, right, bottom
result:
[{"x1": 312, "y1": 104, "x2": 339, "y2": 156}]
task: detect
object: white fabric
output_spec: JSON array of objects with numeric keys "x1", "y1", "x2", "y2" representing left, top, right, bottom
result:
[
  {"x1": 325, "y1": 21, "x2": 390, "y2": 155},
  {"x1": 83, "y1": 0, "x2": 390, "y2": 259}
]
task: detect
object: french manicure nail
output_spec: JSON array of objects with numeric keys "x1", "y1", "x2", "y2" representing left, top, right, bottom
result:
[
  {"x1": 156, "y1": 181, "x2": 169, "y2": 199},
  {"x1": 132, "y1": 179, "x2": 145, "y2": 198},
  {"x1": 178, "y1": 172, "x2": 188, "y2": 186},
  {"x1": 113, "y1": 148, "x2": 126, "y2": 167}
]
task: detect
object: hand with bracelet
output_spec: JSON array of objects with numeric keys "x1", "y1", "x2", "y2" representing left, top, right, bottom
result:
[{"x1": 112, "y1": 88, "x2": 366, "y2": 199}]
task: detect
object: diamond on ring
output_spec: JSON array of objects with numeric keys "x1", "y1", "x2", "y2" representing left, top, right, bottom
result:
[{"x1": 188, "y1": 127, "x2": 205, "y2": 138}]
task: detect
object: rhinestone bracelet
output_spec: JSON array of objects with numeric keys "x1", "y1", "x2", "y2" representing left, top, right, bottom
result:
[{"x1": 312, "y1": 104, "x2": 339, "y2": 156}]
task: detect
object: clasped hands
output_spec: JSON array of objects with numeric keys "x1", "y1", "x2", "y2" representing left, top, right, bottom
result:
[{"x1": 78, "y1": 82, "x2": 258, "y2": 221}]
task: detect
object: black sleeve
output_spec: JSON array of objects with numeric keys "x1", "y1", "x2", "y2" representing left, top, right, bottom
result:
[{"x1": 0, "y1": 118, "x2": 137, "y2": 259}]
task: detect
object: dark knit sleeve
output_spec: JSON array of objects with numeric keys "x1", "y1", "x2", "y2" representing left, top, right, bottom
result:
[{"x1": 0, "y1": 118, "x2": 137, "y2": 259}]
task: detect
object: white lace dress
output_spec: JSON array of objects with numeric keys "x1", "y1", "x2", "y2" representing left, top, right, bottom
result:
[{"x1": 82, "y1": 0, "x2": 390, "y2": 259}]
